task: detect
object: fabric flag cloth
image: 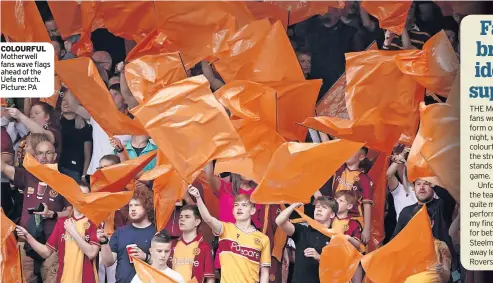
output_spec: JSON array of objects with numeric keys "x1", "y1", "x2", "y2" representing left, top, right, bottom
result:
[
  {"x1": 47, "y1": 1, "x2": 104, "y2": 39},
  {"x1": 245, "y1": 1, "x2": 289, "y2": 29},
  {"x1": 132, "y1": 75, "x2": 245, "y2": 183},
  {"x1": 301, "y1": 108, "x2": 403, "y2": 153},
  {"x1": 293, "y1": 208, "x2": 336, "y2": 238},
  {"x1": 91, "y1": 151, "x2": 157, "y2": 193},
  {"x1": 125, "y1": 28, "x2": 172, "y2": 63},
  {"x1": 361, "y1": 206, "x2": 437, "y2": 283},
  {"x1": 1, "y1": 0, "x2": 50, "y2": 43},
  {"x1": 153, "y1": 1, "x2": 255, "y2": 68},
  {"x1": 56, "y1": 57, "x2": 147, "y2": 136},
  {"x1": 215, "y1": 20, "x2": 305, "y2": 83},
  {"x1": 267, "y1": 1, "x2": 345, "y2": 26},
  {"x1": 345, "y1": 50, "x2": 425, "y2": 144},
  {"x1": 395, "y1": 31, "x2": 460, "y2": 97},
  {"x1": 360, "y1": 1, "x2": 412, "y2": 35},
  {"x1": 132, "y1": 257, "x2": 179, "y2": 283},
  {"x1": 319, "y1": 234, "x2": 363, "y2": 283},
  {"x1": 125, "y1": 52, "x2": 188, "y2": 103},
  {"x1": 67, "y1": 1, "x2": 103, "y2": 57},
  {"x1": 406, "y1": 102, "x2": 459, "y2": 202},
  {"x1": 23, "y1": 154, "x2": 133, "y2": 225},
  {"x1": 251, "y1": 140, "x2": 364, "y2": 204},
  {"x1": 1, "y1": 209, "x2": 23, "y2": 283}
]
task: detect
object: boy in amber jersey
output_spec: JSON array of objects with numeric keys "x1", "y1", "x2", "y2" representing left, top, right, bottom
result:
[
  {"x1": 188, "y1": 185, "x2": 271, "y2": 283},
  {"x1": 169, "y1": 205, "x2": 214, "y2": 283}
]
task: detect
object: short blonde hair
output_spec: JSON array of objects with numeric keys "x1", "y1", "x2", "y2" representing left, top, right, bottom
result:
[{"x1": 234, "y1": 194, "x2": 254, "y2": 207}]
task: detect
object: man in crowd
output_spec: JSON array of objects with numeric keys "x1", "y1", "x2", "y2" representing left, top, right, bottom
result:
[
  {"x1": 169, "y1": 205, "x2": 215, "y2": 283},
  {"x1": 130, "y1": 232, "x2": 185, "y2": 283},
  {"x1": 98, "y1": 187, "x2": 156, "y2": 283},
  {"x1": 188, "y1": 185, "x2": 271, "y2": 283},
  {"x1": 276, "y1": 197, "x2": 337, "y2": 283},
  {"x1": 15, "y1": 179, "x2": 100, "y2": 283},
  {"x1": 1, "y1": 140, "x2": 73, "y2": 283}
]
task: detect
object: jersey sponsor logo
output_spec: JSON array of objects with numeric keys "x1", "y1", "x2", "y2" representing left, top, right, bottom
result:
[
  {"x1": 171, "y1": 257, "x2": 199, "y2": 267},
  {"x1": 229, "y1": 241, "x2": 260, "y2": 261},
  {"x1": 335, "y1": 175, "x2": 358, "y2": 191},
  {"x1": 193, "y1": 248, "x2": 201, "y2": 256},
  {"x1": 270, "y1": 274, "x2": 276, "y2": 281},
  {"x1": 49, "y1": 190, "x2": 58, "y2": 198},
  {"x1": 83, "y1": 221, "x2": 91, "y2": 230},
  {"x1": 254, "y1": 238, "x2": 261, "y2": 246},
  {"x1": 27, "y1": 187, "x2": 35, "y2": 194}
]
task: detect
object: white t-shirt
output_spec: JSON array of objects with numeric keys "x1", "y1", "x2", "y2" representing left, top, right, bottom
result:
[
  {"x1": 87, "y1": 118, "x2": 131, "y2": 175},
  {"x1": 390, "y1": 182, "x2": 418, "y2": 221},
  {"x1": 130, "y1": 267, "x2": 185, "y2": 283}
]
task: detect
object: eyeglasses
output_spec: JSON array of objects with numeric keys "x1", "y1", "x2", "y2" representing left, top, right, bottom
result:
[{"x1": 36, "y1": 151, "x2": 55, "y2": 158}]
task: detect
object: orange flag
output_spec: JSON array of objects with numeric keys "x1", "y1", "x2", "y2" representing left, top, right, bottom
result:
[
  {"x1": 215, "y1": 120, "x2": 286, "y2": 183},
  {"x1": 301, "y1": 108, "x2": 403, "y2": 153},
  {"x1": 245, "y1": 1, "x2": 289, "y2": 29},
  {"x1": 125, "y1": 28, "x2": 172, "y2": 62},
  {"x1": 361, "y1": 206, "x2": 437, "y2": 283},
  {"x1": 319, "y1": 234, "x2": 363, "y2": 283},
  {"x1": 268, "y1": 1, "x2": 345, "y2": 25},
  {"x1": 91, "y1": 151, "x2": 157, "y2": 193},
  {"x1": 361, "y1": 1, "x2": 412, "y2": 35},
  {"x1": 133, "y1": 257, "x2": 179, "y2": 283},
  {"x1": 131, "y1": 75, "x2": 245, "y2": 183},
  {"x1": 407, "y1": 102, "x2": 459, "y2": 202},
  {"x1": 24, "y1": 154, "x2": 133, "y2": 225},
  {"x1": 446, "y1": 71, "x2": 459, "y2": 110},
  {"x1": 68, "y1": 1, "x2": 104, "y2": 57},
  {"x1": 345, "y1": 50, "x2": 424, "y2": 142},
  {"x1": 266, "y1": 80, "x2": 322, "y2": 141},
  {"x1": 396, "y1": 31, "x2": 460, "y2": 97},
  {"x1": 215, "y1": 20, "x2": 305, "y2": 83},
  {"x1": 47, "y1": 1, "x2": 104, "y2": 39},
  {"x1": 125, "y1": 52, "x2": 187, "y2": 103},
  {"x1": 293, "y1": 208, "x2": 336, "y2": 238},
  {"x1": 1, "y1": 209, "x2": 23, "y2": 283},
  {"x1": 251, "y1": 140, "x2": 364, "y2": 204},
  {"x1": 1, "y1": 0, "x2": 50, "y2": 43},
  {"x1": 56, "y1": 57, "x2": 147, "y2": 136}
]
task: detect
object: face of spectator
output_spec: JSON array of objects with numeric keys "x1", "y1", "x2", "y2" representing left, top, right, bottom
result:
[
  {"x1": 99, "y1": 158, "x2": 117, "y2": 169},
  {"x1": 344, "y1": 1, "x2": 359, "y2": 16},
  {"x1": 35, "y1": 141, "x2": 57, "y2": 164},
  {"x1": 297, "y1": 53, "x2": 311, "y2": 77},
  {"x1": 233, "y1": 201, "x2": 255, "y2": 221},
  {"x1": 45, "y1": 20, "x2": 60, "y2": 36},
  {"x1": 345, "y1": 149, "x2": 365, "y2": 167},
  {"x1": 414, "y1": 179, "x2": 434, "y2": 203},
  {"x1": 129, "y1": 198, "x2": 147, "y2": 223},
  {"x1": 30, "y1": 105, "x2": 50, "y2": 126},
  {"x1": 92, "y1": 51, "x2": 112, "y2": 72},
  {"x1": 314, "y1": 202, "x2": 334, "y2": 223},
  {"x1": 150, "y1": 241, "x2": 172, "y2": 268},
  {"x1": 445, "y1": 29, "x2": 457, "y2": 46},
  {"x1": 336, "y1": 196, "x2": 352, "y2": 213},
  {"x1": 179, "y1": 209, "x2": 200, "y2": 232},
  {"x1": 320, "y1": 8, "x2": 341, "y2": 26},
  {"x1": 61, "y1": 96, "x2": 71, "y2": 114},
  {"x1": 110, "y1": 89, "x2": 125, "y2": 110}
]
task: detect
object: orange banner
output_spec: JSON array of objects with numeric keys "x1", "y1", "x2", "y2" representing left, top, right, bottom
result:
[
  {"x1": 125, "y1": 52, "x2": 188, "y2": 103},
  {"x1": 361, "y1": 1, "x2": 412, "y2": 35},
  {"x1": 319, "y1": 234, "x2": 363, "y2": 283},
  {"x1": 91, "y1": 151, "x2": 157, "y2": 193},
  {"x1": 293, "y1": 208, "x2": 336, "y2": 238},
  {"x1": 361, "y1": 206, "x2": 437, "y2": 283},
  {"x1": 396, "y1": 31, "x2": 459, "y2": 97},
  {"x1": 1, "y1": 209, "x2": 23, "y2": 283},
  {"x1": 47, "y1": 1, "x2": 104, "y2": 39},
  {"x1": 251, "y1": 140, "x2": 364, "y2": 204},
  {"x1": 1, "y1": 0, "x2": 50, "y2": 43},
  {"x1": 133, "y1": 257, "x2": 179, "y2": 283},
  {"x1": 55, "y1": 57, "x2": 147, "y2": 136},
  {"x1": 125, "y1": 28, "x2": 171, "y2": 62},
  {"x1": 245, "y1": 1, "x2": 288, "y2": 29},
  {"x1": 407, "y1": 102, "x2": 459, "y2": 202},
  {"x1": 131, "y1": 76, "x2": 245, "y2": 183},
  {"x1": 268, "y1": 1, "x2": 345, "y2": 25},
  {"x1": 24, "y1": 154, "x2": 133, "y2": 225}
]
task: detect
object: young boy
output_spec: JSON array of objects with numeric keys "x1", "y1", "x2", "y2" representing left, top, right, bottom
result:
[
  {"x1": 169, "y1": 205, "x2": 214, "y2": 283},
  {"x1": 15, "y1": 179, "x2": 100, "y2": 283},
  {"x1": 188, "y1": 185, "x2": 271, "y2": 283},
  {"x1": 275, "y1": 196, "x2": 338, "y2": 283},
  {"x1": 332, "y1": 146, "x2": 373, "y2": 244},
  {"x1": 333, "y1": 190, "x2": 364, "y2": 283},
  {"x1": 130, "y1": 231, "x2": 185, "y2": 283}
]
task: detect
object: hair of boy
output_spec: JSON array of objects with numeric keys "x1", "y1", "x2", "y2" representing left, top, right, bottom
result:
[
  {"x1": 234, "y1": 193, "x2": 254, "y2": 207},
  {"x1": 152, "y1": 230, "x2": 171, "y2": 244},
  {"x1": 360, "y1": 146, "x2": 368, "y2": 156},
  {"x1": 334, "y1": 190, "x2": 357, "y2": 206},
  {"x1": 132, "y1": 186, "x2": 155, "y2": 223},
  {"x1": 181, "y1": 204, "x2": 202, "y2": 225},
  {"x1": 313, "y1": 196, "x2": 339, "y2": 214},
  {"x1": 100, "y1": 154, "x2": 121, "y2": 165}
]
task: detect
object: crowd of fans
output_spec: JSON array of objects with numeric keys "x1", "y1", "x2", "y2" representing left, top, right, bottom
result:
[{"x1": 1, "y1": 1, "x2": 490, "y2": 283}]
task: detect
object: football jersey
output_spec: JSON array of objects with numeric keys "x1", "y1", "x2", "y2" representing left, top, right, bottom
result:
[
  {"x1": 331, "y1": 216, "x2": 365, "y2": 253},
  {"x1": 332, "y1": 164, "x2": 373, "y2": 217},
  {"x1": 216, "y1": 222, "x2": 271, "y2": 283},
  {"x1": 169, "y1": 234, "x2": 214, "y2": 282}
]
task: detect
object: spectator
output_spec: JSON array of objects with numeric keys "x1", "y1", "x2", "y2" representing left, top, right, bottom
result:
[
  {"x1": 98, "y1": 187, "x2": 156, "y2": 283},
  {"x1": 58, "y1": 92, "x2": 93, "y2": 181},
  {"x1": 1, "y1": 140, "x2": 73, "y2": 283},
  {"x1": 92, "y1": 51, "x2": 113, "y2": 79},
  {"x1": 15, "y1": 179, "x2": 100, "y2": 283},
  {"x1": 8, "y1": 102, "x2": 62, "y2": 167},
  {"x1": 130, "y1": 232, "x2": 185, "y2": 283},
  {"x1": 110, "y1": 135, "x2": 157, "y2": 172},
  {"x1": 1, "y1": 125, "x2": 15, "y2": 220},
  {"x1": 340, "y1": 1, "x2": 382, "y2": 48},
  {"x1": 51, "y1": 36, "x2": 66, "y2": 60},
  {"x1": 1, "y1": 106, "x2": 28, "y2": 151},
  {"x1": 386, "y1": 149, "x2": 417, "y2": 221},
  {"x1": 169, "y1": 205, "x2": 215, "y2": 283},
  {"x1": 189, "y1": 186, "x2": 271, "y2": 283},
  {"x1": 275, "y1": 197, "x2": 336, "y2": 283},
  {"x1": 295, "y1": 49, "x2": 312, "y2": 79}
]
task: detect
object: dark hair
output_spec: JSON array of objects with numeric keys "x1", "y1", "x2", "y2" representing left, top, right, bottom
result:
[
  {"x1": 152, "y1": 230, "x2": 171, "y2": 244},
  {"x1": 50, "y1": 36, "x2": 65, "y2": 51},
  {"x1": 31, "y1": 102, "x2": 55, "y2": 127},
  {"x1": 100, "y1": 154, "x2": 121, "y2": 165},
  {"x1": 314, "y1": 196, "x2": 339, "y2": 213},
  {"x1": 361, "y1": 146, "x2": 369, "y2": 156},
  {"x1": 109, "y1": 83, "x2": 121, "y2": 93},
  {"x1": 295, "y1": 48, "x2": 311, "y2": 57},
  {"x1": 181, "y1": 205, "x2": 202, "y2": 225},
  {"x1": 132, "y1": 186, "x2": 154, "y2": 223}
]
